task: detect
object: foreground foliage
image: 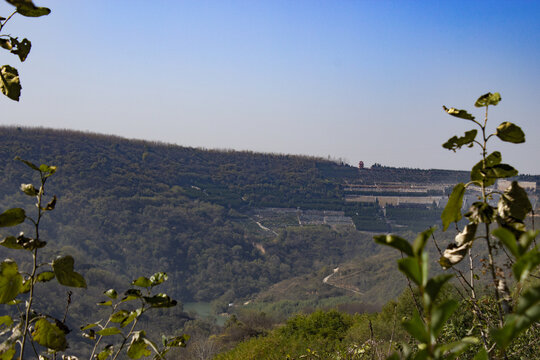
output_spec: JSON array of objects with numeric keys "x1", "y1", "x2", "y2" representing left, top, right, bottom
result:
[
  {"x1": 0, "y1": 158, "x2": 187, "y2": 359},
  {"x1": 213, "y1": 92, "x2": 539, "y2": 360},
  {"x1": 376, "y1": 92, "x2": 539, "y2": 359},
  {"x1": 1, "y1": 0, "x2": 50, "y2": 101}
]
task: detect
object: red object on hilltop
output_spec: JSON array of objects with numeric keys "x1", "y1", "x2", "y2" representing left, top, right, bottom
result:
[{"x1": 358, "y1": 161, "x2": 364, "y2": 169}]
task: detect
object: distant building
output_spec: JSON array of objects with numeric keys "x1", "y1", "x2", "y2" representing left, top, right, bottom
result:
[
  {"x1": 358, "y1": 161, "x2": 364, "y2": 169},
  {"x1": 497, "y1": 180, "x2": 536, "y2": 192}
]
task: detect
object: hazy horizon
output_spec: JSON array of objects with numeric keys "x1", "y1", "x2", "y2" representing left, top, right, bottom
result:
[{"x1": 1, "y1": 1, "x2": 539, "y2": 173}]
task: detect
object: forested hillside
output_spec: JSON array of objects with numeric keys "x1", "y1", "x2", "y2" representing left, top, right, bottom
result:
[
  {"x1": 1, "y1": 126, "x2": 538, "y2": 306},
  {"x1": 2, "y1": 126, "x2": 539, "y2": 359},
  {"x1": 0, "y1": 126, "x2": 368, "y2": 303}
]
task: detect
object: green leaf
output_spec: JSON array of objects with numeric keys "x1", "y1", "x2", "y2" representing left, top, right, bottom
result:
[
  {"x1": 441, "y1": 183, "x2": 465, "y2": 231},
  {"x1": 143, "y1": 293, "x2": 177, "y2": 308},
  {"x1": 470, "y1": 151, "x2": 502, "y2": 186},
  {"x1": 149, "y1": 272, "x2": 168, "y2": 286},
  {"x1": 0, "y1": 344, "x2": 16, "y2": 360},
  {"x1": 518, "y1": 231, "x2": 538, "y2": 254},
  {"x1": 39, "y1": 164, "x2": 57, "y2": 176},
  {"x1": 515, "y1": 285, "x2": 540, "y2": 316},
  {"x1": 473, "y1": 348, "x2": 488, "y2": 360},
  {"x1": 36, "y1": 271, "x2": 55, "y2": 282},
  {"x1": 497, "y1": 216, "x2": 526, "y2": 239},
  {"x1": 0, "y1": 236, "x2": 24, "y2": 250},
  {"x1": 442, "y1": 106, "x2": 475, "y2": 121},
  {"x1": 431, "y1": 299, "x2": 458, "y2": 337},
  {"x1": 485, "y1": 164, "x2": 518, "y2": 181},
  {"x1": 127, "y1": 331, "x2": 152, "y2": 359},
  {"x1": 122, "y1": 289, "x2": 142, "y2": 302},
  {"x1": 442, "y1": 130, "x2": 477, "y2": 152},
  {"x1": 31, "y1": 318, "x2": 67, "y2": 351},
  {"x1": 132, "y1": 276, "x2": 152, "y2": 288},
  {"x1": 97, "y1": 300, "x2": 112, "y2": 306},
  {"x1": 402, "y1": 313, "x2": 429, "y2": 343},
  {"x1": 110, "y1": 310, "x2": 129, "y2": 323},
  {"x1": 0, "y1": 208, "x2": 26, "y2": 227},
  {"x1": 140, "y1": 336, "x2": 161, "y2": 357},
  {"x1": 465, "y1": 202, "x2": 495, "y2": 224},
  {"x1": 474, "y1": 92, "x2": 501, "y2": 107},
  {"x1": 480, "y1": 151, "x2": 502, "y2": 167},
  {"x1": 436, "y1": 337, "x2": 478, "y2": 359},
  {"x1": 97, "y1": 345, "x2": 114, "y2": 360},
  {"x1": 498, "y1": 181, "x2": 532, "y2": 222},
  {"x1": 373, "y1": 234, "x2": 413, "y2": 256},
  {"x1": 491, "y1": 314, "x2": 517, "y2": 349},
  {"x1": 0, "y1": 65, "x2": 21, "y2": 101},
  {"x1": 80, "y1": 323, "x2": 100, "y2": 331},
  {"x1": 496, "y1": 122, "x2": 525, "y2": 143},
  {"x1": 104, "y1": 289, "x2": 118, "y2": 299},
  {"x1": 493, "y1": 227, "x2": 519, "y2": 257},
  {"x1": 0, "y1": 260, "x2": 22, "y2": 304},
  {"x1": 425, "y1": 274, "x2": 453, "y2": 303},
  {"x1": 96, "y1": 327, "x2": 122, "y2": 336},
  {"x1": 6, "y1": 0, "x2": 51, "y2": 17},
  {"x1": 19, "y1": 278, "x2": 31, "y2": 293},
  {"x1": 513, "y1": 249, "x2": 540, "y2": 283},
  {"x1": 412, "y1": 228, "x2": 435, "y2": 257},
  {"x1": 52, "y1": 255, "x2": 87, "y2": 288},
  {"x1": 472, "y1": 164, "x2": 517, "y2": 187},
  {"x1": 10, "y1": 38, "x2": 31, "y2": 62},
  {"x1": 0, "y1": 315, "x2": 13, "y2": 328},
  {"x1": 492, "y1": 310, "x2": 540, "y2": 349},
  {"x1": 120, "y1": 309, "x2": 142, "y2": 328},
  {"x1": 397, "y1": 257, "x2": 422, "y2": 286}
]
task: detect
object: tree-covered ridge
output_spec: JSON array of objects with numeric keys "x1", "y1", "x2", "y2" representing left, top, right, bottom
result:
[
  {"x1": 0, "y1": 126, "x2": 537, "y2": 304},
  {"x1": 0, "y1": 127, "x2": 368, "y2": 303},
  {"x1": 0, "y1": 126, "x2": 348, "y2": 209}
]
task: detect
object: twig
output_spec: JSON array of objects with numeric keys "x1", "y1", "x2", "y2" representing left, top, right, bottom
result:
[
  {"x1": 0, "y1": 10, "x2": 17, "y2": 33},
  {"x1": 401, "y1": 252, "x2": 424, "y2": 320},
  {"x1": 387, "y1": 303, "x2": 397, "y2": 357},
  {"x1": 63, "y1": 291, "x2": 73, "y2": 323}
]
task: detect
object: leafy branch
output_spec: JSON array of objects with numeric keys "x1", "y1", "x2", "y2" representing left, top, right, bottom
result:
[
  {"x1": 83, "y1": 273, "x2": 188, "y2": 360},
  {"x1": 0, "y1": 0, "x2": 51, "y2": 101},
  {"x1": 376, "y1": 92, "x2": 540, "y2": 359},
  {"x1": 0, "y1": 158, "x2": 187, "y2": 359}
]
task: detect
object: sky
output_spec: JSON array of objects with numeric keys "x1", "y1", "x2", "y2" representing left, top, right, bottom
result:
[{"x1": 1, "y1": 0, "x2": 540, "y2": 173}]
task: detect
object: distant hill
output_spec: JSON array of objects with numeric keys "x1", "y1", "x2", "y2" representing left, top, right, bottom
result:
[{"x1": 1, "y1": 126, "x2": 537, "y2": 308}]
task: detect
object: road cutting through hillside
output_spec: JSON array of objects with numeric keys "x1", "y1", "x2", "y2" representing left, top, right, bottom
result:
[{"x1": 323, "y1": 267, "x2": 364, "y2": 295}]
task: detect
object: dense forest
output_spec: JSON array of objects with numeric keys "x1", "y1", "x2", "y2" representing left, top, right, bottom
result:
[
  {"x1": 1, "y1": 127, "x2": 538, "y2": 358},
  {"x1": 1, "y1": 127, "x2": 538, "y2": 303}
]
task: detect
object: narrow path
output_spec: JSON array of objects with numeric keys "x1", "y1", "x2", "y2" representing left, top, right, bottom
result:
[
  {"x1": 254, "y1": 220, "x2": 278, "y2": 236},
  {"x1": 322, "y1": 267, "x2": 365, "y2": 295},
  {"x1": 323, "y1": 267, "x2": 340, "y2": 284}
]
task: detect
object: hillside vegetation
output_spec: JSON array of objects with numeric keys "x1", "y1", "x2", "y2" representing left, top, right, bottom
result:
[{"x1": 1, "y1": 126, "x2": 537, "y2": 307}]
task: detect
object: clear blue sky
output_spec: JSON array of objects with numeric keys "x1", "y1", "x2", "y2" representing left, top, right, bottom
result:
[{"x1": 2, "y1": 1, "x2": 540, "y2": 173}]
